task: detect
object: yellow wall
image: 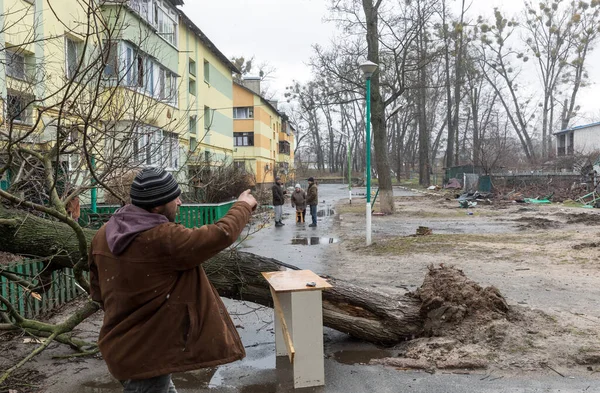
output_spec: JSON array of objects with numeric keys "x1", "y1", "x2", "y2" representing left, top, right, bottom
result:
[
  {"x1": 178, "y1": 21, "x2": 234, "y2": 163},
  {"x1": 232, "y1": 82, "x2": 294, "y2": 185}
]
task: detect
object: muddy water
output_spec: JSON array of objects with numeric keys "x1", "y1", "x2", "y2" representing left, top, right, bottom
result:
[{"x1": 291, "y1": 237, "x2": 339, "y2": 245}]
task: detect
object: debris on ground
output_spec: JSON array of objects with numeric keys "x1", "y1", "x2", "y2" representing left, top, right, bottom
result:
[
  {"x1": 524, "y1": 197, "x2": 552, "y2": 205},
  {"x1": 416, "y1": 226, "x2": 433, "y2": 236},
  {"x1": 515, "y1": 217, "x2": 562, "y2": 230},
  {"x1": 444, "y1": 178, "x2": 462, "y2": 189},
  {"x1": 459, "y1": 200, "x2": 477, "y2": 208},
  {"x1": 572, "y1": 242, "x2": 600, "y2": 250},
  {"x1": 560, "y1": 212, "x2": 600, "y2": 225}
]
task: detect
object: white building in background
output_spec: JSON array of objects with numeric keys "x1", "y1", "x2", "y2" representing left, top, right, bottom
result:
[{"x1": 555, "y1": 121, "x2": 600, "y2": 157}]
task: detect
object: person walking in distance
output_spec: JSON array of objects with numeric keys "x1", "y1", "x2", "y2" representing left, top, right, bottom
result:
[
  {"x1": 306, "y1": 177, "x2": 318, "y2": 227},
  {"x1": 291, "y1": 183, "x2": 306, "y2": 223},
  {"x1": 272, "y1": 176, "x2": 286, "y2": 227},
  {"x1": 89, "y1": 167, "x2": 257, "y2": 393}
]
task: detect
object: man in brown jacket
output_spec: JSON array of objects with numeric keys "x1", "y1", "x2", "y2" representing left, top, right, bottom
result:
[{"x1": 89, "y1": 167, "x2": 257, "y2": 392}]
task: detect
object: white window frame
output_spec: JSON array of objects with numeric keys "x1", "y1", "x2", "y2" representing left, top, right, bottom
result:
[
  {"x1": 155, "y1": 0, "x2": 178, "y2": 47},
  {"x1": 233, "y1": 107, "x2": 254, "y2": 119},
  {"x1": 133, "y1": 126, "x2": 179, "y2": 170}
]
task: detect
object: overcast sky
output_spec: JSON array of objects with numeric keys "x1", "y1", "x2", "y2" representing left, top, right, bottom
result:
[{"x1": 183, "y1": 0, "x2": 600, "y2": 122}]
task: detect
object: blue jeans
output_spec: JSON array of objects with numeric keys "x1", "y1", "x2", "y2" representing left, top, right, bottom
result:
[
  {"x1": 310, "y1": 205, "x2": 317, "y2": 225},
  {"x1": 121, "y1": 374, "x2": 177, "y2": 393}
]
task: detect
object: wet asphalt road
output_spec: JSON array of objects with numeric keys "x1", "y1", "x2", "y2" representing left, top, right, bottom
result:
[{"x1": 59, "y1": 185, "x2": 600, "y2": 393}]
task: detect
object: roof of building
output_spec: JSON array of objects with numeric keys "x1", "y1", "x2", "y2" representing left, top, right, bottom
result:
[
  {"x1": 554, "y1": 121, "x2": 600, "y2": 135},
  {"x1": 233, "y1": 81, "x2": 280, "y2": 116},
  {"x1": 177, "y1": 10, "x2": 240, "y2": 75}
]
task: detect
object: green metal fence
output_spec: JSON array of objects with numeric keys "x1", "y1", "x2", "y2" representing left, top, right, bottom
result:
[
  {"x1": 0, "y1": 261, "x2": 83, "y2": 319},
  {"x1": 79, "y1": 201, "x2": 236, "y2": 228},
  {"x1": 3, "y1": 201, "x2": 237, "y2": 318}
]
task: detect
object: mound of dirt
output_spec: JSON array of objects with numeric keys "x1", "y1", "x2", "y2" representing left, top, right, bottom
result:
[
  {"x1": 561, "y1": 212, "x2": 600, "y2": 226},
  {"x1": 572, "y1": 242, "x2": 600, "y2": 250},
  {"x1": 383, "y1": 265, "x2": 600, "y2": 372},
  {"x1": 514, "y1": 217, "x2": 562, "y2": 230},
  {"x1": 411, "y1": 265, "x2": 509, "y2": 337}
]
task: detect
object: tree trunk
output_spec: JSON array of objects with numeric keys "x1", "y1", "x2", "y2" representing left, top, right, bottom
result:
[
  {"x1": 417, "y1": 3, "x2": 430, "y2": 187},
  {"x1": 471, "y1": 88, "x2": 480, "y2": 166},
  {"x1": 0, "y1": 205, "x2": 423, "y2": 344},
  {"x1": 442, "y1": 0, "x2": 454, "y2": 170},
  {"x1": 362, "y1": 0, "x2": 394, "y2": 214}
]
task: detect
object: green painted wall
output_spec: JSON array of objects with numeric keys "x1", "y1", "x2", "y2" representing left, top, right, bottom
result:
[
  {"x1": 210, "y1": 110, "x2": 233, "y2": 138},
  {"x1": 208, "y1": 63, "x2": 232, "y2": 100}
]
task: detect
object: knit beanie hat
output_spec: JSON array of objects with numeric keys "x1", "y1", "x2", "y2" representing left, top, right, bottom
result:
[{"x1": 130, "y1": 167, "x2": 181, "y2": 209}]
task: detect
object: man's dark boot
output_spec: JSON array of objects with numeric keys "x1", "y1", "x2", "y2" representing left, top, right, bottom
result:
[
  {"x1": 275, "y1": 221, "x2": 283, "y2": 227},
  {"x1": 309, "y1": 223, "x2": 317, "y2": 227}
]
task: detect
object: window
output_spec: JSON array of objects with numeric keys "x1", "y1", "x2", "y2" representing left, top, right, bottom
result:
[
  {"x1": 204, "y1": 106, "x2": 212, "y2": 130},
  {"x1": 190, "y1": 136, "x2": 197, "y2": 152},
  {"x1": 279, "y1": 141, "x2": 290, "y2": 155},
  {"x1": 189, "y1": 78, "x2": 196, "y2": 96},
  {"x1": 158, "y1": 67, "x2": 177, "y2": 104},
  {"x1": 130, "y1": 0, "x2": 178, "y2": 47},
  {"x1": 233, "y1": 107, "x2": 254, "y2": 119},
  {"x1": 7, "y1": 93, "x2": 32, "y2": 123},
  {"x1": 103, "y1": 42, "x2": 118, "y2": 79},
  {"x1": 189, "y1": 116, "x2": 197, "y2": 135},
  {"x1": 234, "y1": 132, "x2": 254, "y2": 146},
  {"x1": 234, "y1": 161, "x2": 246, "y2": 173},
  {"x1": 151, "y1": 0, "x2": 178, "y2": 46},
  {"x1": 203, "y1": 60, "x2": 210, "y2": 83},
  {"x1": 189, "y1": 58, "x2": 196, "y2": 76},
  {"x1": 130, "y1": 0, "x2": 151, "y2": 22},
  {"x1": 6, "y1": 50, "x2": 25, "y2": 80},
  {"x1": 133, "y1": 126, "x2": 179, "y2": 169},
  {"x1": 65, "y1": 37, "x2": 80, "y2": 79}
]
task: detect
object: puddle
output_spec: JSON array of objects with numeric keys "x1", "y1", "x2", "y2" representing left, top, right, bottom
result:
[
  {"x1": 317, "y1": 208, "x2": 336, "y2": 217},
  {"x1": 291, "y1": 237, "x2": 339, "y2": 245},
  {"x1": 78, "y1": 369, "x2": 217, "y2": 392},
  {"x1": 332, "y1": 349, "x2": 393, "y2": 365}
]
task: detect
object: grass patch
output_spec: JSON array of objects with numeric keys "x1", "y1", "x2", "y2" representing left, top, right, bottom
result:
[
  {"x1": 337, "y1": 204, "x2": 367, "y2": 214},
  {"x1": 348, "y1": 232, "x2": 571, "y2": 256}
]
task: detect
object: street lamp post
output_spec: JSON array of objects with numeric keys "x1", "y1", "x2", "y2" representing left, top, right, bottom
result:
[
  {"x1": 359, "y1": 60, "x2": 378, "y2": 246},
  {"x1": 348, "y1": 141, "x2": 352, "y2": 204}
]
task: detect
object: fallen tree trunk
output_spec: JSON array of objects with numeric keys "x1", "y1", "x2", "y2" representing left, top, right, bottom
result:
[{"x1": 0, "y1": 205, "x2": 423, "y2": 343}]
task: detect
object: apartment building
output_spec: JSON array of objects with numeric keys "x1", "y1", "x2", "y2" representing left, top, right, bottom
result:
[
  {"x1": 0, "y1": 0, "x2": 238, "y2": 202},
  {"x1": 232, "y1": 78, "x2": 295, "y2": 185}
]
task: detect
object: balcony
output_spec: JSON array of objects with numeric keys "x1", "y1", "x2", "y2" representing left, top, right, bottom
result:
[{"x1": 278, "y1": 141, "x2": 290, "y2": 155}]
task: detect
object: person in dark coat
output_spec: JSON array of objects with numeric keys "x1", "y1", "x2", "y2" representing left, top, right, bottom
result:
[
  {"x1": 306, "y1": 177, "x2": 318, "y2": 227},
  {"x1": 272, "y1": 176, "x2": 286, "y2": 227}
]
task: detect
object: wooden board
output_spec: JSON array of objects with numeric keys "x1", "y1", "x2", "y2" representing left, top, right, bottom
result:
[
  {"x1": 270, "y1": 287, "x2": 295, "y2": 364},
  {"x1": 262, "y1": 270, "x2": 332, "y2": 293}
]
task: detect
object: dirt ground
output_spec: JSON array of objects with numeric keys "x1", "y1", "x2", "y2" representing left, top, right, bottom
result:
[
  {"x1": 3, "y1": 187, "x2": 600, "y2": 391},
  {"x1": 325, "y1": 188, "x2": 600, "y2": 376}
]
